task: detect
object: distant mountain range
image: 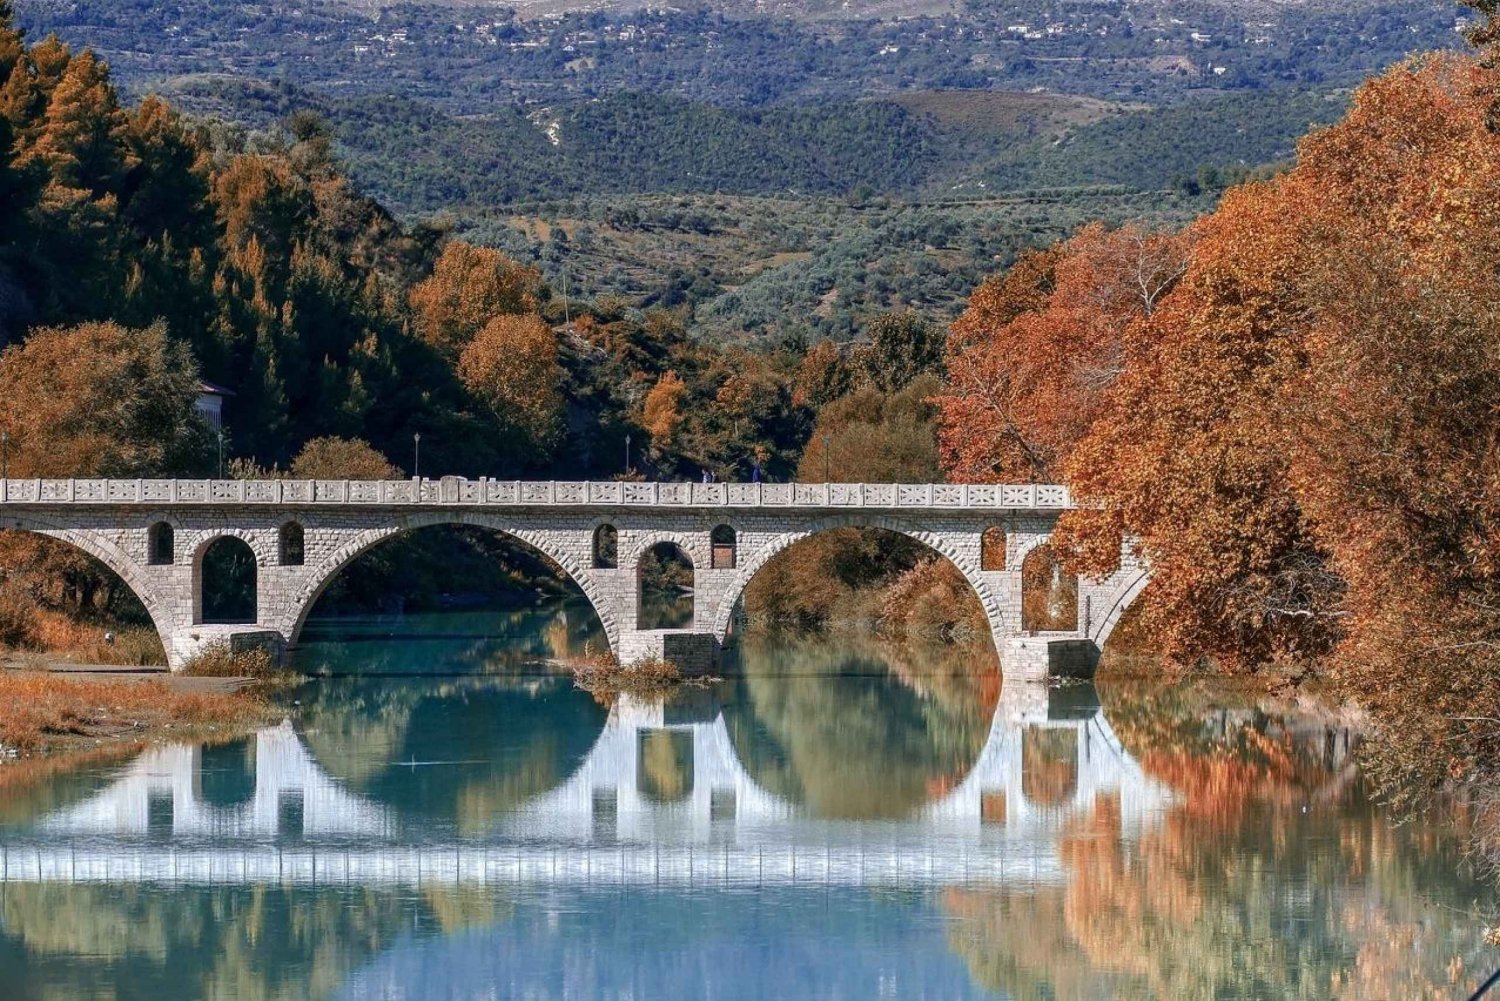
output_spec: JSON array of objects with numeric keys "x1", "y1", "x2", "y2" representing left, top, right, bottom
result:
[{"x1": 5, "y1": 0, "x2": 1468, "y2": 339}]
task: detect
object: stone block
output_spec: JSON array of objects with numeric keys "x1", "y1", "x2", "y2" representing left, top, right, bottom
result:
[{"x1": 1002, "y1": 636, "x2": 1100, "y2": 682}]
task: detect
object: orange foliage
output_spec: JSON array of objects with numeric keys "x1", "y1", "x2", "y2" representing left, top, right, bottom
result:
[
  {"x1": 1056, "y1": 175, "x2": 1338, "y2": 668},
  {"x1": 641, "y1": 369, "x2": 686, "y2": 451},
  {"x1": 0, "y1": 320, "x2": 205, "y2": 478},
  {"x1": 408, "y1": 241, "x2": 541, "y2": 359},
  {"x1": 456, "y1": 313, "x2": 564, "y2": 455},
  {"x1": 289, "y1": 436, "x2": 401, "y2": 479},
  {"x1": 1060, "y1": 54, "x2": 1500, "y2": 743},
  {"x1": 1275, "y1": 55, "x2": 1500, "y2": 779},
  {"x1": 941, "y1": 57, "x2": 1500, "y2": 691},
  {"x1": 936, "y1": 223, "x2": 1192, "y2": 483}
]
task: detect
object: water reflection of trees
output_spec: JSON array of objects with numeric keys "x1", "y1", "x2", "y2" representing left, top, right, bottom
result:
[
  {"x1": 944, "y1": 682, "x2": 1497, "y2": 999},
  {"x1": 720, "y1": 633, "x2": 996, "y2": 818},
  {"x1": 295, "y1": 676, "x2": 607, "y2": 835},
  {"x1": 0, "y1": 882, "x2": 509, "y2": 1001},
  {"x1": 294, "y1": 604, "x2": 607, "y2": 676}
]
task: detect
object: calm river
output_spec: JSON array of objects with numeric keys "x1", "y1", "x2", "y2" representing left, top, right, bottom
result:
[{"x1": 0, "y1": 602, "x2": 1494, "y2": 999}]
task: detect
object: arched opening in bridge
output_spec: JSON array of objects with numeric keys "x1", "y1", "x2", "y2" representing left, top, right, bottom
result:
[
  {"x1": 199, "y1": 536, "x2": 258, "y2": 624},
  {"x1": 740, "y1": 526, "x2": 995, "y2": 645},
  {"x1": 1021, "y1": 543, "x2": 1078, "y2": 633},
  {"x1": 148, "y1": 522, "x2": 174, "y2": 565},
  {"x1": 296, "y1": 524, "x2": 607, "y2": 671},
  {"x1": 637, "y1": 542, "x2": 694, "y2": 630},
  {"x1": 719, "y1": 523, "x2": 1001, "y2": 819},
  {"x1": 710, "y1": 524, "x2": 737, "y2": 569},
  {"x1": 0, "y1": 528, "x2": 167, "y2": 663},
  {"x1": 592, "y1": 524, "x2": 618, "y2": 569},
  {"x1": 980, "y1": 526, "x2": 1006, "y2": 571},
  {"x1": 1097, "y1": 594, "x2": 1159, "y2": 671},
  {"x1": 279, "y1": 522, "x2": 305, "y2": 566}
]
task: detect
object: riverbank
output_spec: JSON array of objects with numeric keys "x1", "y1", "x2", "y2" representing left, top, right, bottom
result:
[{"x1": 0, "y1": 666, "x2": 276, "y2": 759}]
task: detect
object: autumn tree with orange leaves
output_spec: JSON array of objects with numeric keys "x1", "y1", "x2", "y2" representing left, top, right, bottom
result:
[
  {"x1": 935, "y1": 223, "x2": 1193, "y2": 485},
  {"x1": 641, "y1": 370, "x2": 687, "y2": 454},
  {"x1": 940, "y1": 50, "x2": 1500, "y2": 777},
  {"x1": 457, "y1": 313, "x2": 564, "y2": 459},
  {"x1": 1277, "y1": 56, "x2": 1500, "y2": 785},
  {"x1": 408, "y1": 241, "x2": 542, "y2": 360}
]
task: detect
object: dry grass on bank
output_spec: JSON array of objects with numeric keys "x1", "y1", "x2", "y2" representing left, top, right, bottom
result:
[
  {"x1": 0, "y1": 582, "x2": 166, "y2": 666},
  {"x1": 0, "y1": 670, "x2": 266, "y2": 755}
]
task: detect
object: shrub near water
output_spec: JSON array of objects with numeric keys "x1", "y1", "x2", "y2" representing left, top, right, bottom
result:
[
  {"x1": 180, "y1": 645, "x2": 280, "y2": 678},
  {"x1": 568, "y1": 649, "x2": 690, "y2": 695}
]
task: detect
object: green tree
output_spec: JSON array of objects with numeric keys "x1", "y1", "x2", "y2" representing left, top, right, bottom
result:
[{"x1": 862, "y1": 311, "x2": 944, "y2": 392}]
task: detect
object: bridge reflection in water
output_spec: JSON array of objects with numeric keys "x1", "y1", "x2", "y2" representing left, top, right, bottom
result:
[{"x1": 1, "y1": 682, "x2": 1172, "y2": 889}]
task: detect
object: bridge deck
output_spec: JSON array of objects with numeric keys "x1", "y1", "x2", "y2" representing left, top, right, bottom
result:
[{"x1": 0, "y1": 477, "x2": 1074, "y2": 511}]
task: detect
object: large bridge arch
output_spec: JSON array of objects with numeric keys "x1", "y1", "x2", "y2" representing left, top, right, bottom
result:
[
  {"x1": 0, "y1": 514, "x2": 177, "y2": 655},
  {"x1": 278, "y1": 513, "x2": 620, "y2": 656},
  {"x1": 707, "y1": 513, "x2": 1007, "y2": 648},
  {"x1": 1088, "y1": 566, "x2": 1150, "y2": 649}
]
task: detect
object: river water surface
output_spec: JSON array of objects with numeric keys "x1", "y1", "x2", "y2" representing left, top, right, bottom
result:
[{"x1": 0, "y1": 602, "x2": 1494, "y2": 999}]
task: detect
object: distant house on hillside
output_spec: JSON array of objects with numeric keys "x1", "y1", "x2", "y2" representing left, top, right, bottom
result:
[{"x1": 196, "y1": 381, "x2": 235, "y2": 431}]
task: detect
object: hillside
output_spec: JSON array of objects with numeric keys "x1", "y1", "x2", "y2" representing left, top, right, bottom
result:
[
  {"x1": 2, "y1": 0, "x2": 1458, "y2": 343},
  {"x1": 451, "y1": 188, "x2": 1206, "y2": 342},
  {"x1": 14, "y1": 0, "x2": 1460, "y2": 109},
  {"x1": 158, "y1": 78, "x2": 1343, "y2": 209}
]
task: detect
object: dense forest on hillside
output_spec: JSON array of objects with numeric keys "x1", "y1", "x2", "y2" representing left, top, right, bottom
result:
[
  {"x1": 5, "y1": 0, "x2": 1442, "y2": 346},
  {"x1": 451, "y1": 188, "x2": 1203, "y2": 342},
  {"x1": 158, "y1": 78, "x2": 1341, "y2": 209},
  {"x1": 125, "y1": 75, "x2": 1322, "y2": 340}
]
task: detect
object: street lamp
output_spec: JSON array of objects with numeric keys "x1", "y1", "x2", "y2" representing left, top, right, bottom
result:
[
  {"x1": 624, "y1": 433, "x2": 631, "y2": 474},
  {"x1": 1, "y1": 430, "x2": 9, "y2": 480},
  {"x1": 822, "y1": 433, "x2": 831, "y2": 483},
  {"x1": 216, "y1": 429, "x2": 224, "y2": 479},
  {"x1": 413, "y1": 432, "x2": 421, "y2": 479}
]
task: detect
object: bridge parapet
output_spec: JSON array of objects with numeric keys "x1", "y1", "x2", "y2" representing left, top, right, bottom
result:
[{"x1": 0, "y1": 478, "x2": 1074, "y2": 511}]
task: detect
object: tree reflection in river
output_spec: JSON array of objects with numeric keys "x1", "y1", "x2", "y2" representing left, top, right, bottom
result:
[
  {"x1": 720, "y1": 631, "x2": 998, "y2": 818},
  {"x1": 294, "y1": 675, "x2": 608, "y2": 836},
  {"x1": 5, "y1": 613, "x2": 1498, "y2": 1000},
  {"x1": 0, "y1": 882, "x2": 505, "y2": 1001},
  {"x1": 294, "y1": 603, "x2": 608, "y2": 675},
  {"x1": 943, "y1": 680, "x2": 1498, "y2": 1000}
]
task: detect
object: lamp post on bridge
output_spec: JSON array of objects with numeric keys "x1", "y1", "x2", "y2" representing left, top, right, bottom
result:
[
  {"x1": 625, "y1": 433, "x2": 631, "y2": 474},
  {"x1": 216, "y1": 429, "x2": 224, "y2": 479},
  {"x1": 413, "y1": 433, "x2": 422, "y2": 480},
  {"x1": 1, "y1": 430, "x2": 8, "y2": 480},
  {"x1": 822, "y1": 433, "x2": 831, "y2": 483}
]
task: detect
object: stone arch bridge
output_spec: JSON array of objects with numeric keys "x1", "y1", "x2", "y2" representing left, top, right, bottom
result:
[{"x1": 0, "y1": 477, "x2": 1147, "y2": 677}]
